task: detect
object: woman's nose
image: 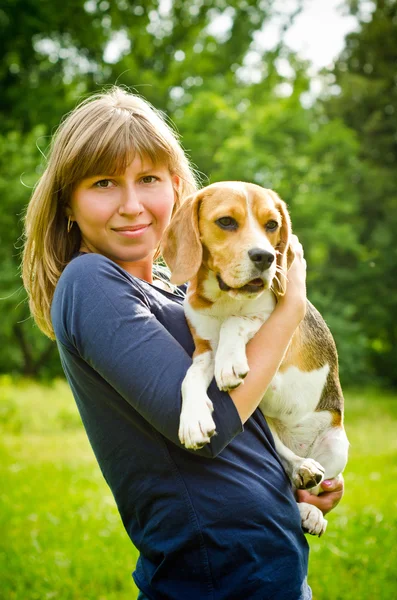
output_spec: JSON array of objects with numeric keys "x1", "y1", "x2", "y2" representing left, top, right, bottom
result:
[{"x1": 118, "y1": 186, "x2": 143, "y2": 215}]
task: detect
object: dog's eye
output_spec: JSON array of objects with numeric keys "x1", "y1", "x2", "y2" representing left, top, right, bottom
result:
[
  {"x1": 215, "y1": 217, "x2": 238, "y2": 230},
  {"x1": 265, "y1": 220, "x2": 279, "y2": 231}
]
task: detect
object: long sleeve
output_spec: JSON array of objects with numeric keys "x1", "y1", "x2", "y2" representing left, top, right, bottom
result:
[{"x1": 52, "y1": 253, "x2": 243, "y2": 457}]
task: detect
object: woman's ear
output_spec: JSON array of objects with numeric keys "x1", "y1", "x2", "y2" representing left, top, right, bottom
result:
[
  {"x1": 172, "y1": 174, "x2": 180, "y2": 192},
  {"x1": 161, "y1": 190, "x2": 204, "y2": 285},
  {"x1": 272, "y1": 196, "x2": 294, "y2": 298},
  {"x1": 64, "y1": 205, "x2": 74, "y2": 218}
]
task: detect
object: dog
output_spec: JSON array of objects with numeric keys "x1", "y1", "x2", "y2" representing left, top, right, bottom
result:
[{"x1": 161, "y1": 181, "x2": 349, "y2": 536}]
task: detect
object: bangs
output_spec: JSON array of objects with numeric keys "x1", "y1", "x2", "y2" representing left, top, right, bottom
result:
[{"x1": 64, "y1": 108, "x2": 172, "y2": 187}]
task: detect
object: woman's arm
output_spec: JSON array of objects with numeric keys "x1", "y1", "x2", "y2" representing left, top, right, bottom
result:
[
  {"x1": 53, "y1": 253, "x2": 243, "y2": 457},
  {"x1": 229, "y1": 235, "x2": 307, "y2": 422}
]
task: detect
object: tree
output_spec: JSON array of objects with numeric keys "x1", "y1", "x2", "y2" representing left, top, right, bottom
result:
[
  {"x1": 0, "y1": 0, "x2": 275, "y2": 133},
  {"x1": 325, "y1": 0, "x2": 397, "y2": 385},
  {"x1": 0, "y1": 128, "x2": 62, "y2": 376}
]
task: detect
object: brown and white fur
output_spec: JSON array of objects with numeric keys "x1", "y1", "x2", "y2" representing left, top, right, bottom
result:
[{"x1": 161, "y1": 181, "x2": 349, "y2": 536}]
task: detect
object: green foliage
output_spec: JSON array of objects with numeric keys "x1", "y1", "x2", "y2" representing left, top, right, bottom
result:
[
  {"x1": 0, "y1": 0, "x2": 273, "y2": 133},
  {"x1": 0, "y1": 129, "x2": 62, "y2": 377},
  {"x1": 324, "y1": 0, "x2": 397, "y2": 385},
  {"x1": 1, "y1": 379, "x2": 396, "y2": 599}
]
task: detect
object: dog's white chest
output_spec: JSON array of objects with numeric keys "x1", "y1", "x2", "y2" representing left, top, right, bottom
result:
[{"x1": 185, "y1": 288, "x2": 276, "y2": 345}]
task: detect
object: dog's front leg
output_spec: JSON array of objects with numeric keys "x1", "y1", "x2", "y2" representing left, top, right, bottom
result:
[
  {"x1": 215, "y1": 316, "x2": 263, "y2": 391},
  {"x1": 179, "y1": 331, "x2": 218, "y2": 450}
]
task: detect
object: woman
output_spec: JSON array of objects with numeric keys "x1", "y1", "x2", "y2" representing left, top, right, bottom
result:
[{"x1": 22, "y1": 87, "x2": 343, "y2": 600}]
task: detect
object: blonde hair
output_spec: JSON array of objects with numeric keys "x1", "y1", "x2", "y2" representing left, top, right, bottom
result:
[{"x1": 22, "y1": 86, "x2": 198, "y2": 339}]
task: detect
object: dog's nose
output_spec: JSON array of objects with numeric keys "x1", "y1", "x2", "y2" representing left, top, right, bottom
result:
[{"x1": 248, "y1": 248, "x2": 275, "y2": 271}]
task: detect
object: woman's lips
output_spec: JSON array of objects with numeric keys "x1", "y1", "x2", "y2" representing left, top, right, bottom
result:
[{"x1": 112, "y1": 224, "x2": 151, "y2": 238}]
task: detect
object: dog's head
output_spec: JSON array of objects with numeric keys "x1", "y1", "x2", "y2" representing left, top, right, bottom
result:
[{"x1": 161, "y1": 181, "x2": 294, "y2": 298}]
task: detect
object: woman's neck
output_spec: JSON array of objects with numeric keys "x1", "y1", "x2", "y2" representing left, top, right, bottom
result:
[{"x1": 114, "y1": 257, "x2": 155, "y2": 282}]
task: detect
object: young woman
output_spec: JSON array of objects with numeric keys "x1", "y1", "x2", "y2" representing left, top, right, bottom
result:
[{"x1": 22, "y1": 87, "x2": 343, "y2": 600}]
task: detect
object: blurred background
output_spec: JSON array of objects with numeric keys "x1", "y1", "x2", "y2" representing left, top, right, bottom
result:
[{"x1": 1, "y1": 0, "x2": 396, "y2": 598}]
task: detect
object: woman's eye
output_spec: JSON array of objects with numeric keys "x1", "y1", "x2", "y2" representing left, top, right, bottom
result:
[
  {"x1": 141, "y1": 175, "x2": 158, "y2": 184},
  {"x1": 266, "y1": 220, "x2": 279, "y2": 231},
  {"x1": 215, "y1": 217, "x2": 238, "y2": 230},
  {"x1": 93, "y1": 179, "x2": 114, "y2": 188}
]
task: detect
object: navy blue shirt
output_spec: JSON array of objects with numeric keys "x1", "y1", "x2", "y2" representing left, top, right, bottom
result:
[{"x1": 51, "y1": 253, "x2": 309, "y2": 600}]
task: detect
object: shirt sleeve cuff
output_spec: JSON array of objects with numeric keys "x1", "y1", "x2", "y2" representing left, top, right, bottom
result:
[{"x1": 198, "y1": 379, "x2": 244, "y2": 457}]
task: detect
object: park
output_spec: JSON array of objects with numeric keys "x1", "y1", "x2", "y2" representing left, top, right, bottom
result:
[{"x1": 1, "y1": 1, "x2": 396, "y2": 598}]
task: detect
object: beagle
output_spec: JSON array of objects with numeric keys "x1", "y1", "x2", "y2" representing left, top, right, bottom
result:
[{"x1": 161, "y1": 182, "x2": 349, "y2": 536}]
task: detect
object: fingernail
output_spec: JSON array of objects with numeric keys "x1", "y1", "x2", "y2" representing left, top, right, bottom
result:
[{"x1": 322, "y1": 480, "x2": 333, "y2": 488}]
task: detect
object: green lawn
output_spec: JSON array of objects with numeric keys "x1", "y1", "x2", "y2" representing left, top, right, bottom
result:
[{"x1": 1, "y1": 377, "x2": 396, "y2": 599}]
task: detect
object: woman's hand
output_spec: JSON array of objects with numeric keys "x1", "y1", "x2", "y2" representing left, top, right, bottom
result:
[
  {"x1": 278, "y1": 234, "x2": 307, "y2": 324},
  {"x1": 296, "y1": 474, "x2": 345, "y2": 515}
]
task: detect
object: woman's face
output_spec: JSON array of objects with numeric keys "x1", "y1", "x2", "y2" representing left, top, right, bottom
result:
[{"x1": 69, "y1": 155, "x2": 177, "y2": 278}]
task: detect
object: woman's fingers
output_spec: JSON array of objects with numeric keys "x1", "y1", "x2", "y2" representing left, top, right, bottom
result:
[
  {"x1": 289, "y1": 234, "x2": 306, "y2": 269},
  {"x1": 296, "y1": 474, "x2": 345, "y2": 515},
  {"x1": 290, "y1": 234, "x2": 303, "y2": 254}
]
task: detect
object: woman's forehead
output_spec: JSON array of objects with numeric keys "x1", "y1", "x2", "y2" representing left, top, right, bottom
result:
[
  {"x1": 78, "y1": 148, "x2": 170, "y2": 179},
  {"x1": 127, "y1": 154, "x2": 169, "y2": 172}
]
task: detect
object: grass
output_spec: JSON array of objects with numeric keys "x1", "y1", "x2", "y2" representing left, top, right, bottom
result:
[
  {"x1": 1, "y1": 377, "x2": 396, "y2": 599},
  {"x1": 308, "y1": 389, "x2": 397, "y2": 599},
  {"x1": 0, "y1": 377, "x2": 138, "y2": 600}
]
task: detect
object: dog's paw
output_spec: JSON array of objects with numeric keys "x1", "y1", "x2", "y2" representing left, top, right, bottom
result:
[
  {"x1": 215, "y1": 353, "x2": 249, "y2": 391},
  {"x1": 298, "y1": 502, "x2": 328, "y2": 537},
  {"x1": 178, "y1": 399, "x2": 216, "y2": 450},
  {"x1": 293, "y1": 458, "x2": 325, "y2": 490}
]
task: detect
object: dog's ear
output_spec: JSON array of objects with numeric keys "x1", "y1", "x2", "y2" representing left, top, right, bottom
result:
[
  {"x1": 272, "y1": 195, "x2": 294, "y2": 298},
  {"x1": 161, "y1": 190, "x2": 204, "y2": 285}
]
